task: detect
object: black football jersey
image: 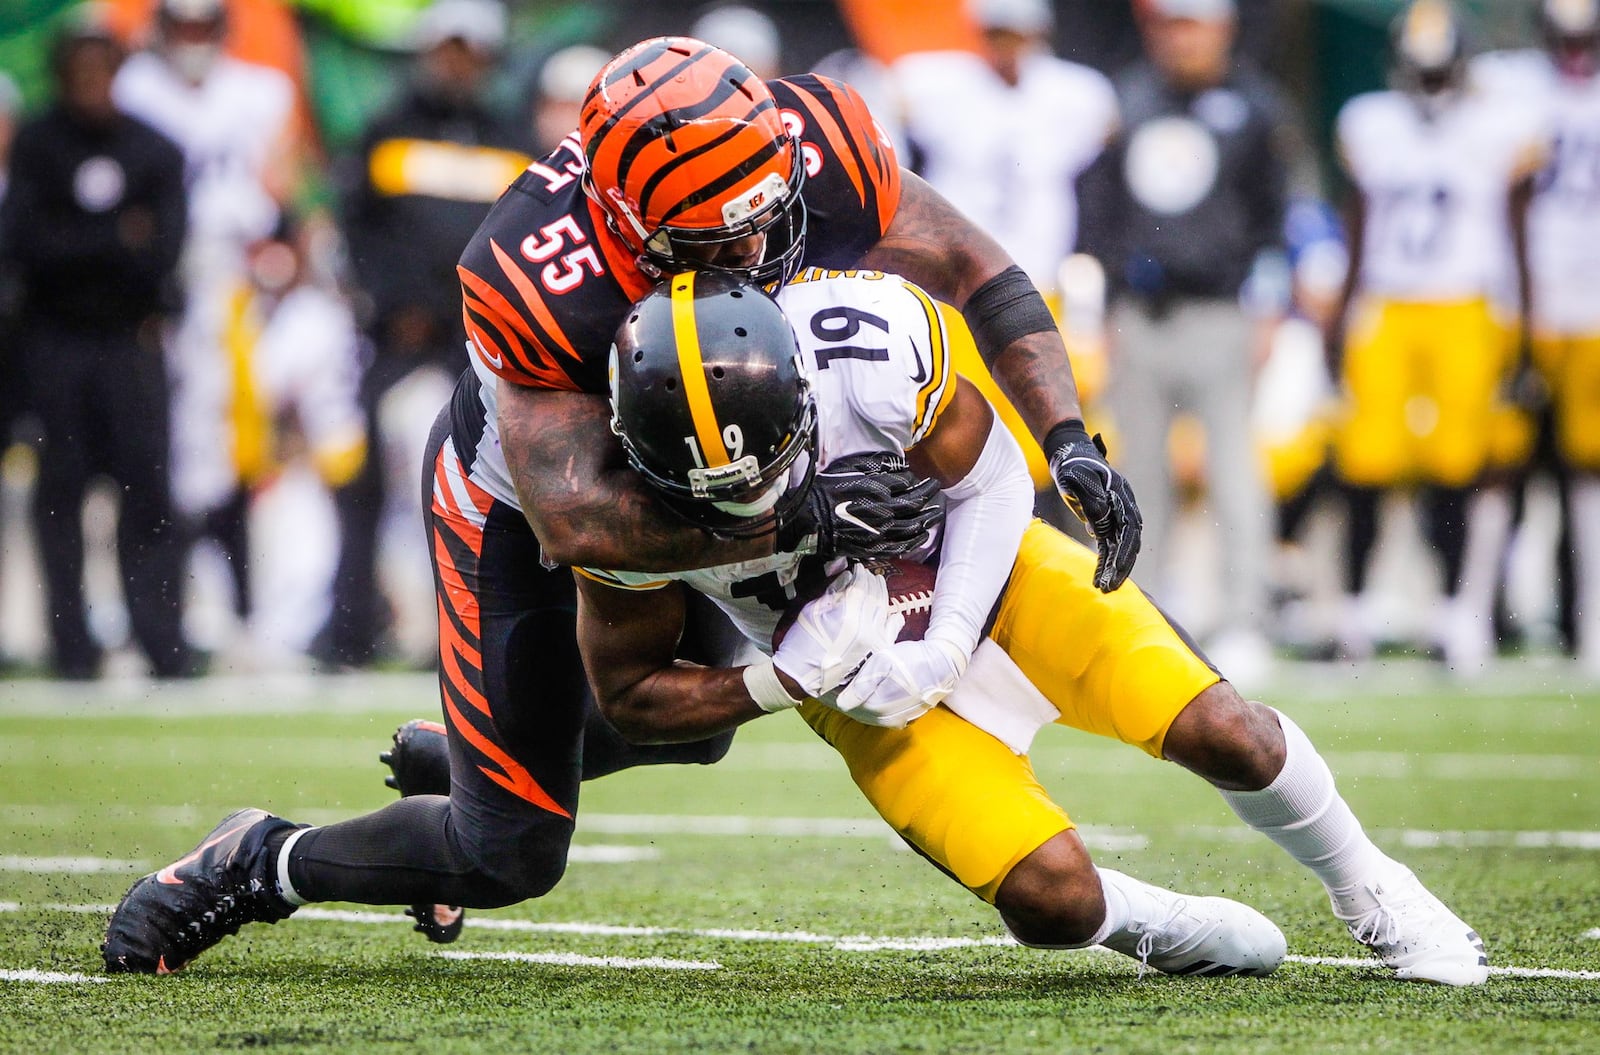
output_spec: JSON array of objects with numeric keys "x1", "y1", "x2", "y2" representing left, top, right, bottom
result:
[{"x1": 455, "y1": 74, "x2": 902, "y2": 396}]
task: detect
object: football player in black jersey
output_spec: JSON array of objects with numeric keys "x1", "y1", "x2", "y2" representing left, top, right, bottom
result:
[{"x1": 102, "y1": 37, "x2": 1140, "y2": 974}]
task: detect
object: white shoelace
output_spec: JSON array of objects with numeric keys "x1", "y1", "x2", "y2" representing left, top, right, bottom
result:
[{"x1": 1131, "y1": 896, "x2": 1189, "y2": 980}]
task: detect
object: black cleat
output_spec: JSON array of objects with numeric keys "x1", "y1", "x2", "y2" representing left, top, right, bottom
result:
[
  {"x1": 381, "y1": 719, "x2": 464, "y2": 944},
  {"x1": 379, "y1": 718, "x2": 452, "y2": 796},
  {"x1": 101, "y1": 808, "x2": 299, "y2": 974}
]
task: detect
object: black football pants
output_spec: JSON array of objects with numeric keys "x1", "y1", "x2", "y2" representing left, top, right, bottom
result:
[
  {"x1": 284, "y1": 407, "x2": 733, "y2": 907},
  {"x1": 24, "y1": 320, "x2": 192, "y2": 678}
]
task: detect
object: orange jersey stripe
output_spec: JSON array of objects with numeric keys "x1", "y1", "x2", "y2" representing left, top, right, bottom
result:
[
  {"x1": 437, "y1": 595, "x2": 488, "y2": 716},
  {"x1": 443, "y1": 694, "x2": 573, "y2": 818},
  {"x1": 462, "y1": 291, "x2": 523, "y2": 364},
  {"x1": 819, "y1": 77, "x2": 901, "y2": 233},
  {"x1": 490, "y1": 239, "x2": 580, "y2": 363},
  {"x1": 787, "y1": 86, "x2": 867, "y2": 209}
]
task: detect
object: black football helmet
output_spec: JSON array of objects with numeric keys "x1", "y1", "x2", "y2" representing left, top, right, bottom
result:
[
  {"x1": 610, "y1": 271, "x2": 817, "y2": 538},
  {"x1": 1391, "y1": 0, "x2": 1469, "y2": 98}
]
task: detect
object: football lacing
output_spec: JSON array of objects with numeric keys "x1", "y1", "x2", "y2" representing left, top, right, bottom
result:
[{"x1": 888, "y1": 589, "x2": 934, "y2": 615}]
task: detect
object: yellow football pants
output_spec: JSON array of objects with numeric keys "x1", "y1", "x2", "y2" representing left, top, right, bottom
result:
[
  {"x1": 802, "y1": 522, "x2": 1220, "y2": 903},
  {"x1": 1334, "y1": 297, "x2": 1509, "y2": 487}
]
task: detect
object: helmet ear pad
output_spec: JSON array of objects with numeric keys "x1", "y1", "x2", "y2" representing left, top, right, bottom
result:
[{"x1": 610, "y1": 271, "x2": 818, "y2": 538}]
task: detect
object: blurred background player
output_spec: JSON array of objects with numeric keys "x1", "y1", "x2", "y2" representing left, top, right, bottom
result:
[
  {"x1": 112, "y1": 0, "x2": 300, "y2": 655},
  {"x1": 1477, "y1": 0, "x2": 1600, "y2": 674},
  {"x1": 1327, "y1": 0, "x2": 1548, "y2": 670},
  {"x1": 891, "y1": 0, "x2": 1118, "y2": 524},
  {"x1": 530, "y1": 43, "x2": 609, "y2": 157},
  {"x1": 0, "y1": 16, "x2": 196, "y2": 679},
  {"x1": 689, "y1": 3, "x2": 783, "y2": 79},
  {"x1": 1078, "y1": 0, "x2": 1298, "y2": 685},
  {"x1": 321, "y1": 0, "x2": 529, "y2": 668},
  {"x1": 0, "y1": 71, "x2": 21, "y2": 672},
  {"x1": 221, "y1": 215, "x2": 367, "y2": 667},
  {"x1": 894, "y1": 0, "x2": 1116, "y2": 299}
]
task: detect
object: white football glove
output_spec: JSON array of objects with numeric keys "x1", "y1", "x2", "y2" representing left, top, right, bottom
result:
[
  {"x1": 831, "y1": 635, "x2": 970, "y2": 728},
  {"x1": 773, "y1": 565, "x2": 905, "y2": 698}
]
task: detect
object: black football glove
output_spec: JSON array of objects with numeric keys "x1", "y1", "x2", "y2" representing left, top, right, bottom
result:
[
  {"x1": 1044, "y1": 419, "x2": 1142, "y2": 593},
  {"x1": 777, "y1": 451, "x2": 944, "y2": 560}
]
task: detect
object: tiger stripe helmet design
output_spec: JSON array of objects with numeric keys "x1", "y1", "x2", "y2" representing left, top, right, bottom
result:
[
  {"x1": 609, "y1": 271, "x2": 817, "y2": 538},
  {"x1": 581, "y1": 37, "x2": 807, "y2": 285}
]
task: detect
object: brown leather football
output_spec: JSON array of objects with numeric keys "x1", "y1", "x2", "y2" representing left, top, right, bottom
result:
[{"x1": 771, "y1": 558, "x2": 936, "y2": 649}]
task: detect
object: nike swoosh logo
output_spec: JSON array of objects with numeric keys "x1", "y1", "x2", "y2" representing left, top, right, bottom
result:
[
  {"x1": 834, "y1": 501, "x2": 880, "y2": 535},
  {"x1": 470, "y1": 332, "x2": 503, "y2": 370},
  {"x1": 909, "y1": 350, "x2": 928, "y2": 384},
  {"x1": 155, "y1": 819, "x2": 253, "y2": 885}
]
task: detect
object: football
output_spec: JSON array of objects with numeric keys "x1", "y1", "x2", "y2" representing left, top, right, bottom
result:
[{"x1": 772, "y1": 558, "x2": 937, "y2": 649}]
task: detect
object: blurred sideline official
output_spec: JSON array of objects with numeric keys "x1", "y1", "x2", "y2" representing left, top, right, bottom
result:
[
  {"x1": 1079, "y1": 0, "x2": 1293, "y2": 682},
  {"x1": 0, "y1": 19, "x2": 196, "y2": 679}
]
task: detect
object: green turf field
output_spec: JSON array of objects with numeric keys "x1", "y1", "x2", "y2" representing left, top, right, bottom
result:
[{"x1": 2, "y1": 661, "x2": 1598, "y2": 1054}]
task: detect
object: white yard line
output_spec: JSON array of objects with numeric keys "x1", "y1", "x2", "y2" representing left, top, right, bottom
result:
[
  {"x1": 5, "y1": 902, "x2": 1596, "y2": 982},
  {"x1": 0, "y1": 969, "x2": 107, "y2": 984},
  {"x1": 439, "y1": 950, "x2": 720, "y2": 970},
  {"x1": 0, "y1": 856, "x2": 146, "y2": 874}
]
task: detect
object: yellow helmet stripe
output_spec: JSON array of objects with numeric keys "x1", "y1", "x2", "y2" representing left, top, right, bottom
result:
[{"x1": 669, "y1": 273, "x2": 730, "y2": 468}]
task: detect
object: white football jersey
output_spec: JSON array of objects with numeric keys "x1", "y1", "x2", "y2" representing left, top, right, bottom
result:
[
  {"x1": 1477, "y1": 50, "x2": 1600, "y2": 332},
  {"x1": 251, "y1": 285, "x2": 365, "y2": 461},
  {"x1": 1338, "y1": 86, "x2": 1547, "y2": 301},
  {"x1": 892, "y1": 50, "x2": 1117, "y2": 290},
  {"x1": 113, "y1": 52, "x2": 294, "y2": 253},
  {"x1": 579, "y1": 270, "x2": 954, "y2": 652}
]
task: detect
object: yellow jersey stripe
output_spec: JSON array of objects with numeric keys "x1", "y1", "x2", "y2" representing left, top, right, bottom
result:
[
  {"x1": 573, "y1": 567, "x2": 674, "y2": 591},
  {"x1": 904, "y1": 280, "x2": 954, "y2": 446},
  {"x1": 670, "y1": 273, "x2": 731, "y2": 467}
]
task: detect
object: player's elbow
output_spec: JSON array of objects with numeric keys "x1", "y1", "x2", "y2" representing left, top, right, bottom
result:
[{"x1": 595, "y1": 689, "x2": 680, "y2": 745}]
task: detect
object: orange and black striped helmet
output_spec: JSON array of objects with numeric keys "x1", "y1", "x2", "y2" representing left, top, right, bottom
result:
[{"x1": 580, "y1": 37, "x2": 807, "y2": 285}]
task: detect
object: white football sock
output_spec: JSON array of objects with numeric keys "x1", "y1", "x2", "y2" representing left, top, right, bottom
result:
[
  {"x1": 1094, "y1": 867, "x2": 1161, "y2": 940},
  {"x1": 1219, "y1": 709, "x2": 1386, "y2": 893},
  {"x1": 275, "y1": 826, "x2": 313, "y2": 907}
]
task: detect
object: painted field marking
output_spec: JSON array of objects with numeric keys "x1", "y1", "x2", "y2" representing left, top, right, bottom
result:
[
  {"x1": 0, "y1": 846, "x2": 648, "y2": 876},
  {"x1": 0, "y1": 856, "x2": 146, "y2": 874},
  {"x1": 0, "y1": 969, "x2": 107, "y2": 984},
  {"x1": 439, "y1": 950, "x2": 720, "y2": 971},
  {"x1": 1284, "y1": 955, "x2": 1600, "y2": 982},
  {"x1": 6, "y1": 903, "x2": 1598, "y2": 982}
]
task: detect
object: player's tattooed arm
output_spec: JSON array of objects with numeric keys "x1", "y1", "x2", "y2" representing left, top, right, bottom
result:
[
  {"x1": 575, "y1": 575, "x2": 768, "y2": 743},
  {"x1": 857, "y1": 169, "x2": 1084, "y2": 440},
  {"x1": 499, "y1": 383, "x2": 772, "y2": 571}
]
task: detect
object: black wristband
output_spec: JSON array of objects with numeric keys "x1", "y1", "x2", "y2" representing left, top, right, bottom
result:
[
  {"x1": 1043, "y1": 418, "x2": 1089, "y2": 456},
  {"x1": 961, "y1": 265, "x2": 1058, "y2": 368},
  {"x1": 1043, "y1": 418, "x2": 1107, "y2": 460}
]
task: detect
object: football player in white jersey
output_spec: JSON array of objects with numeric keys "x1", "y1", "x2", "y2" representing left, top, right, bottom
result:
[
  {"x1": 892, "y1": 0, "x2": 1117, "y2": 294},
  {"x1": 112, "y1": 0, "x2": 302, "y2": 628},
  {"x1": 1477, "y1": 0, "x2": 1600, "y2": 673},
  {"x1": 576, "y1": 268, "x2": 1490, "y2": 985},
  {"x1": 1327, "y1": 0, "x2": 1548, "y2": 669},
  {"x1": 890, "y1": 0, "x2": 1120, "y2": 509}
]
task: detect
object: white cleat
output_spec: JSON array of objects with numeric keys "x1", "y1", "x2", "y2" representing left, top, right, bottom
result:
[
  {"x1": 1331, "y1": 864, "x2": 1489, "y2": 986},
  {"x1": 1099, "y1": 871, "x2": 1287, "y2": 977}
]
